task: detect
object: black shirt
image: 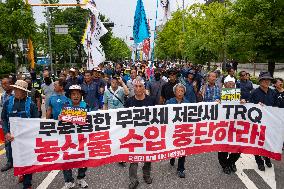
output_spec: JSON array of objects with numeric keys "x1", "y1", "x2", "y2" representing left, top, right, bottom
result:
[
  {"x1": 249, "y1": 87, "x2": 277, "y2": 106},
  {"x1": 161, "y1": 81, "x2": 178, "y2": 102},
  {"x1": 275, "y1": 89, "x2": 284, "y2": 108},
  {"x1": 125, "y1": 95, "x2": 156, "y2": 108}
]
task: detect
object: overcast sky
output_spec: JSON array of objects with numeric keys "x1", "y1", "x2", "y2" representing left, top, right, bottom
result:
[{"x1": 30, "y1": 0, "x2": 204, "y2": 44}]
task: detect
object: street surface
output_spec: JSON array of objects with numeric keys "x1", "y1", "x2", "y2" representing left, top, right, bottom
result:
[{"x1": 0, "y1": 144, "x2": 283, "y2": 189}]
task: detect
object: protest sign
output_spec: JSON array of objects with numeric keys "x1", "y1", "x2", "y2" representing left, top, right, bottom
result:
[
  {"x1": 221, "y1": 88, "x2": 241, "y2": 102},
  {"x1": 10, "y1": 102, "x2": 284, "y2": 176},
  {"x1": 58, "y1": 106, "x2": 87, "y2": 125}
]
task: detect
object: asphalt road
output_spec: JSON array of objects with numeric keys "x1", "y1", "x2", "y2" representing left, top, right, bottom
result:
[{"x1": 0, "y1": 144, "x2": 283, "y2": 189}]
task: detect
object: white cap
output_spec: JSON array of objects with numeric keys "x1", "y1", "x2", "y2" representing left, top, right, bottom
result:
[
  {"x1": 69, "y1": 85, "x2": 82, "y2": 90},
  {"x1": 224, "y1": 76, "x2": 236, "y2": 83},
  {"x1": 69, "y1": 68, "x2": 76, "y2": 72}
]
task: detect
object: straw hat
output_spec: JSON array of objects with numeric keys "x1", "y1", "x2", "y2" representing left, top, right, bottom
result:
[{"x1": 11, "y1": 80, "x2": 30, "y2": 92}]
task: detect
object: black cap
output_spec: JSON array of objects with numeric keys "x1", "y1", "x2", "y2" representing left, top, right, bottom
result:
[{"x1": 258, "y1": 71, "x2": 273, "y2": 81}]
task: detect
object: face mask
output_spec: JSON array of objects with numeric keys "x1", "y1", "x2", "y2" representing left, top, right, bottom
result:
[{"x1": 154, "y1": 73, "x2": 161, "y2": 81}]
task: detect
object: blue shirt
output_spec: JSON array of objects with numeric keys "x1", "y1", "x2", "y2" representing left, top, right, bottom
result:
[
  {"x1": 203, "y1": 85, "x2": 221, "y2": 102},
  {"x1": 81, "y1": 81, "x2": 100, "y2": 111},
  {"x1": 166, "y1": 97, "x2": 190, "y2": 105},
  {"x1": 185, "y1": 81, "x2": 197, "y2": 103},
  {"x1": 236, "y1": 80, "x2": 253, "y2": 101},
  {"x1": 103, "y1": 86, "x2": 125, "y2": 109},
  {"x1": 48, "y1": 94, "x2": 71, "y2": 120}
]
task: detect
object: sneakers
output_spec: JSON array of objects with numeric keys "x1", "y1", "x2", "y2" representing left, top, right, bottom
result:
[
  {"x1": 265, "y1": 160, "x2": 272, "y2": 168},
  {"x1": 129, "y1": 180, "x2": 139, "y2": 189},
  {"x1": 177, "y1": 170, "x2": 185, "y2": 178},
  {"x1": 1, "y1": 163, "x2": 13, "y2": 172},
  {"x1": 223, "y1": 166, "x2": 231, "y2": 175},
  {"x1": 258, "y1": 164, "x2": 265, "y2": 171},
  {"x1": 143, "y1": 176, "x2": 153, "y2": 184},
  {"x1": 230, "y1": 164, "x2": 237, "y2": 172},
  {"x1": 77, "y1": 179, "x2": 88, "y2": 188},
  {"x1": 61, "y1": 182, "x2": 75, "y2": 189}
]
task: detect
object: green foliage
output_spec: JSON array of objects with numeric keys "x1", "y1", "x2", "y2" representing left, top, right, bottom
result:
[
  {"x1": 105, "y1": 37, "x2": 131, "y2": 61},
  {"x1": 0, "y1": 0, "x2": 36, "y2": 65},
  {"x1": 0, "y1": 59, "x2": 15, "y2": 75},
  {"x1": 155, "y1": 0, "x2": 284, "y2": 64}
]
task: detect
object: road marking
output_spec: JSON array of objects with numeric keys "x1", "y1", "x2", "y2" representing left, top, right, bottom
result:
[
  {"x1": 236, "y1": 154, "x2": 276, "y2": 189},
  {"x1": 36, "y1": 170, "x2": 60, "y2": 189}
]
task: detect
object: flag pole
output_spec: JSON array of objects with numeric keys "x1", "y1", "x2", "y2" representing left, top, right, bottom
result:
[{"x1": 151, "y1": 0, "x2": 159, "y2": 63}]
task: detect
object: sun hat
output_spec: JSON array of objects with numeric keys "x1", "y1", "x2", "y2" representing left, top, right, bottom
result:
[{"x1": 11, "y1": 80, "x2": 30, "y2": 92}]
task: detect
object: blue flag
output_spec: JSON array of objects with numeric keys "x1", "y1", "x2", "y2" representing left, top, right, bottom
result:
[{"x1": 133, "y1": 0, "x2": 150, "y2": 44}]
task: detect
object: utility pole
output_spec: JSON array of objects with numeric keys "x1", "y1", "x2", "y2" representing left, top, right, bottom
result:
[{"x1": 46, "y1": 7, "x2": 53, "y2": 74}]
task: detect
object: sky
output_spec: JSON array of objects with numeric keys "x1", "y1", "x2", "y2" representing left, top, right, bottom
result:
[{"x1": 30, "y1": 0, "x2": 204, "y2": 45}]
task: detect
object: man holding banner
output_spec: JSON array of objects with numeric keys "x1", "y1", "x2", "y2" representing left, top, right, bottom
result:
[
  {"x1": 249, "y1": 71, "x2": 278, "y2": 171},
  {"x1": 124, "y1": 76, "x2": 156, "y2": 189},
  {"x1": 1, "y1": 80, "x2": 38, "y2": 189}
]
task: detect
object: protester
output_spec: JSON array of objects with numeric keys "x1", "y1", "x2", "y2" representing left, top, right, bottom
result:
[
  {"x1": 65, "y1": 68, "x2": 80, "y2": 97},
  {"x1": 273, "y1": 78, "x2": 284, "y2": 108},
  {"x1": 0, "y1": 77, "x2": 14, "y2": 172},
  {"x1": 46, "y1": 79, "x2": 70, "y2": 120},
  {"x1": 166, "y1": 83, "x2": 189, "y2": 178},
  {"x1": 126, "y1": 68, "x2": 137, "y2": 98},
  {"x1": 184, "y1": 70, "x2": 197, "y2": 103},
  {"x1": 249, "y1": 72, "x2": 277, "y2": 171},
  {"x1": 200, "y1": 72, "x2": 221, "y2": 103},
  {"x1": 103, "y1": 75, "x2": 129, "y2": 110},
  {"x1": 25, "y1": 78, "x2": 42, "y2": 118},
  {"x1": 218, "y1": 76, "x2": 242, "y2": 175},
  {"x1": 41, "y1": 70, "x2": 54, "y2": 113},
  {"x1": 1, "y1": 80, "x2": 38, "y2": 189},
  {"x1": 236, "y1": 71, "x2": 254, "y2": 102},
  {"x1": 146, "y1": 68, "x2": 166, "y2": 105},
  {"x1": 160, "y1": 69, "x2": 179, "y2": 104},
  {"x1": 81, "y1": 70, "x2": 100, "y2": 111},
  {"x1": 124, "y1": 76, "x2": 156, "y2": 189},
  {"x1": 61, "y1": 85, "x2": 88, "y2": 189}
]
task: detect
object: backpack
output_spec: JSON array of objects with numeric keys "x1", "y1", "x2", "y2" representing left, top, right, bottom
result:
[{"x1": 7, "y1": 96, "x2": 32, "y2": 118}]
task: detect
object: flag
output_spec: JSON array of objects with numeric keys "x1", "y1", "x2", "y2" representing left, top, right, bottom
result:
[
  {"x1": 133, "y1": 0, "x2": 150, "y2": 44},
  {"x1": 82, "y1": 0, "x2": 108, "y2": 70}
]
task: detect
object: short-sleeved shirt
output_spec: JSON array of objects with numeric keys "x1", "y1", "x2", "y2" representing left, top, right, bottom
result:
[
  {"x1": 104, "y1": 86, "x2": 125, "y2": 109},
  {"x1": 275, "y1": 89, "x2": 284, "y2": 108},
  {"x1": 48, "y1": 94, "x2": 71, "y2": 119},
  {"x1": 146, "y1": 79, "x2": 166, "y2": 105},
  {"x1": 202, "y1": 84, "x2": 221, "y2": 102},
  {"x1": 125, "y1": 95, "x2": 156, "y2": 108}
]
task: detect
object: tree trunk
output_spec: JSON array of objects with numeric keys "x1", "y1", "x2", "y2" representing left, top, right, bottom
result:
[{"x1": 268, "y1": 60, "x2": 275, "y2": 77}]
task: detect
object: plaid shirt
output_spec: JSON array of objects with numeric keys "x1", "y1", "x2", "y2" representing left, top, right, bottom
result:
[{"x1": 203, "y1": 84, "x2": 221, "y2": 102}]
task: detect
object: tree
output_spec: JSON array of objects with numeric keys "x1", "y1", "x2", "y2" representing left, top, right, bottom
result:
[
  {"x1": 106, "y1": 37, "x2": 131, "y2": 61},
  {"x1": 0, "y1": 0, "x2": 36, "y2": 66}
]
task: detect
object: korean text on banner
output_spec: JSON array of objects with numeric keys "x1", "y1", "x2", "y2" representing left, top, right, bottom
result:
[{"x1": 10, "y1": 102, "x2": 284, "y2": 176}]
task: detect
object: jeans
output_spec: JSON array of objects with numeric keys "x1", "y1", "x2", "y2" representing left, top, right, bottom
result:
[
  {"x1": 129, "y1": 162, "x2": 151, "y2": 183},
  {"x1": 23, "y1": 174, "x2": 33, "y2": 189},
  {"x1": 218, "y1": 152, "x2": 240, "y2": 168},
  {"x1": 63, "y1": 168, "x2": 88, "y2": 183},
  {"x1": 4, "y1": 141, "x2": 13, "y2": 166}
]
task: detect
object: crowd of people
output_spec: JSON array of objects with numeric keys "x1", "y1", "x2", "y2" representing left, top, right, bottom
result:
[{"x1": 0, "y1": 60, "x2": 284, "y2": 189}]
